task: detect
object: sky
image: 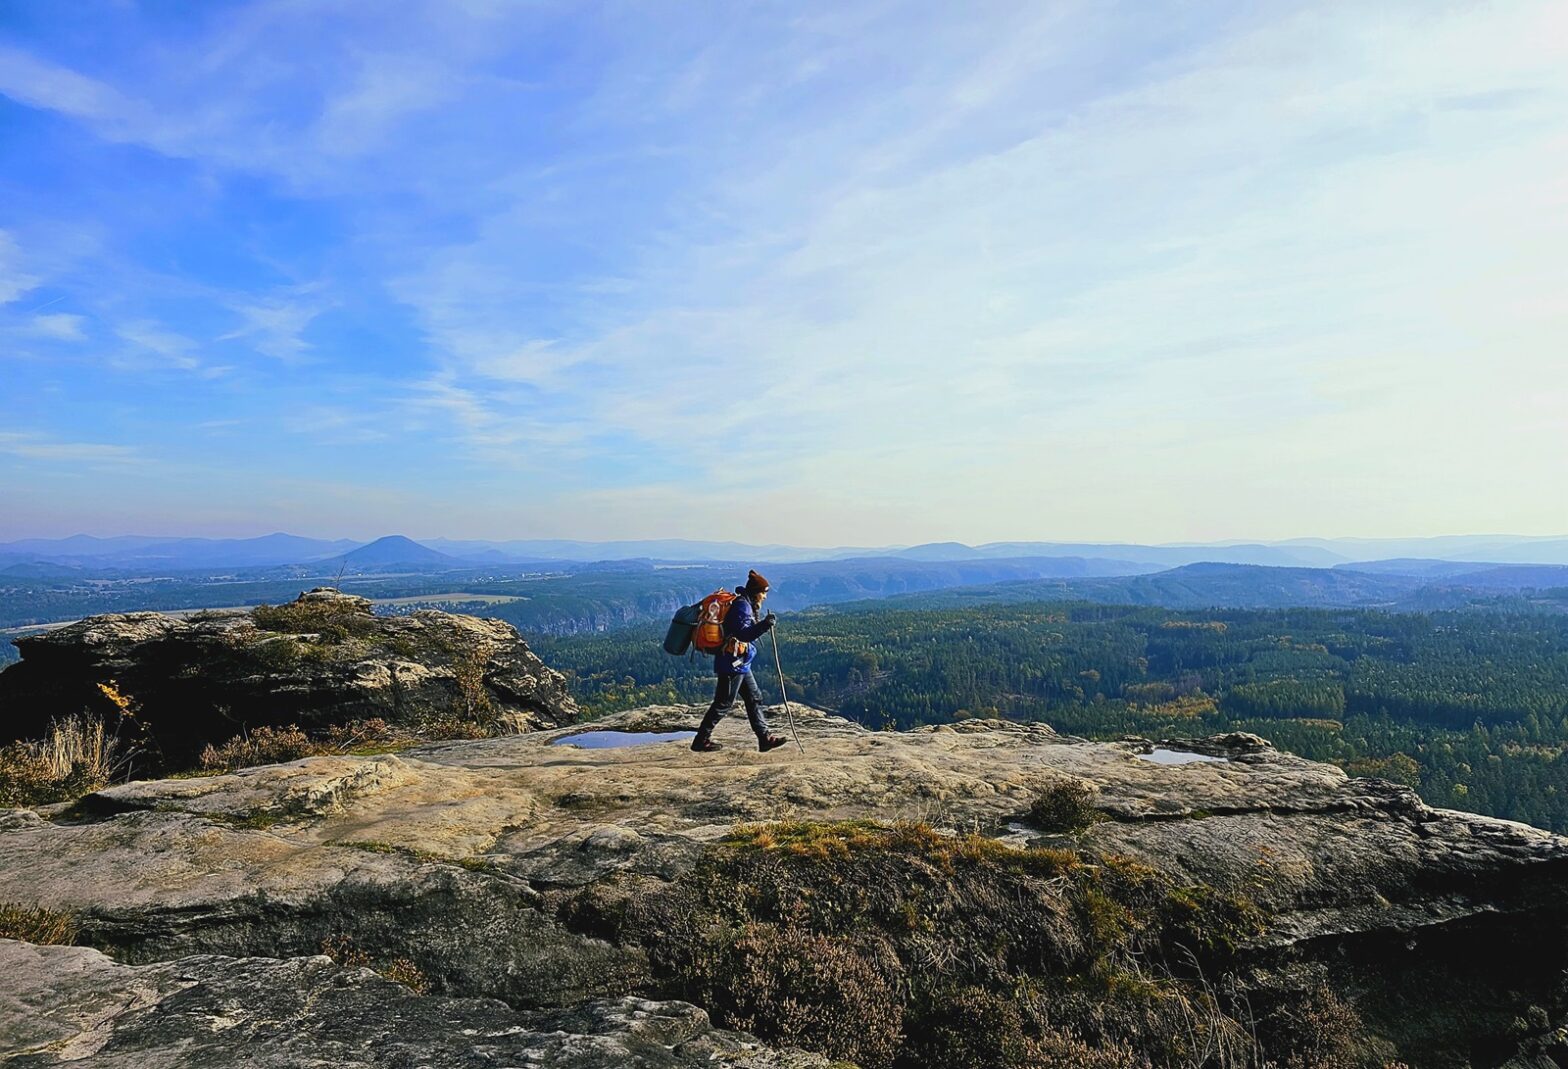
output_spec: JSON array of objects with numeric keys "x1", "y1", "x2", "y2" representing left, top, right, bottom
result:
[{"x1": 1, "y1": 0, "x2": 1565, "y2": 546}]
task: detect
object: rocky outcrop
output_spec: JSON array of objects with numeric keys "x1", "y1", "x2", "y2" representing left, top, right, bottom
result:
[
  {"x1": 2, "y1": 706, "x2": 1566, "y2": 1066},
  {"x1": 0, "y1": 940, "x2": 828, "y2": 1067},
  {"x1": 0, "y1": 589, "x2": 577, "y2": 760}
]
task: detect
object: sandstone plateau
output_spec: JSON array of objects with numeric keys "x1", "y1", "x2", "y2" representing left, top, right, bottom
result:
[{"x1": 3, "y1": 699, "x2": 1567, "y2": 1066}]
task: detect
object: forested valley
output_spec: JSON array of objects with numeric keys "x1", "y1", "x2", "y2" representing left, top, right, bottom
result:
[{"x1": 535, "y1": 602, "x2": 1568, "y2": 833}]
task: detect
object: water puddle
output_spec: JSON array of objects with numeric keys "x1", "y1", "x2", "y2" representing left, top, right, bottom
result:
[
  {"x1": 551, "y1": 730, "x2": 697, "y2": 749},
  {"x1": 1137, "y1": 748, "x2": 1227, "y2": 766}
]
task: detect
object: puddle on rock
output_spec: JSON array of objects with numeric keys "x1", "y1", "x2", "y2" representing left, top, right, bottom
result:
[
  {"x1": 1137, "y1": 748, "x2": 1228, "y2": 766},
  {"x1": 551, "y1": 730, "x2": 698, "y2": 749}
]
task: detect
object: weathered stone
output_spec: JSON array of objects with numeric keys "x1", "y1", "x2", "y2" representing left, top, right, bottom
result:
[
  {"x1": 0, "y1": 589, "x2": 577, "y2": 760},
  {"x1": 2, "y1": 703, "x2": 1566, "y2": 1065},
  {"x1": 0, "y1": 940, "x2": 829, "y2": 1067}
]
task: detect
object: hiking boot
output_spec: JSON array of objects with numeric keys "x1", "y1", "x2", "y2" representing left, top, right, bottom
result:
[
  {"x1": 758, "y1": 735, "x2": 789, "y2": 752},
  {"x1": 690, "y1": 736, "x2": 722, "y2": 753}
]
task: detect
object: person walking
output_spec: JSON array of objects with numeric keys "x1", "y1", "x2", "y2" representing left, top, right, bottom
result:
[{"x1": 692, "y1": 569, "x2": 789, "y2": 752}]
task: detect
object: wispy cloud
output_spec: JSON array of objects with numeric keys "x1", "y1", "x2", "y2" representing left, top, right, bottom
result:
[
  {"x1": 280, "y1": 404, "x2": 388, "y2": 445},
  {"x1": 220, "y1": 294, "x2": 324, "y2": 362},
  {"x1": 0, "y1": 431, "x2": 142, "y2": 466},
  {"x1": 26, "y1": 313, "x2": 87, "y2": 341},
  {"x1": 113, "y1": 320, "x2": 204, "y2": 371},
  {"x1": 1, "y1": 2, "x2": 1565, "y2": 540},
  {"x1": 0, "y1": 231, "x2": 41, "y2": 305}
]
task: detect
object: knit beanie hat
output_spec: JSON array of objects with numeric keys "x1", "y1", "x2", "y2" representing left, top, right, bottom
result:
[{"x1": 745, "y1": 569, "x2": 770, "y2": 595}]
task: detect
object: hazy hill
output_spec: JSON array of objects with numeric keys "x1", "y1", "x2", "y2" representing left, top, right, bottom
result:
[
  {"x1": 837, "y1": 563, "x2": 1434, "y2": 613},
  {"x1": 1334, "y1": 558, "x2": 1498, "y2": 577},
  {"x1": 0, "y1": 533, "x2": 357, "y2": 570},
  {"x1": 1438, "y1": 565, "x2": 1568, "y2": 590},
  {"x1": 6, "y1": 531, "x2": 1568, "y2": 571},
  {"x1": 131, "y1": 533, "x2": 361, "y2": 568},
  {"x1": 323, "y1": 535, "x2": 461, "y2": 570},
  {"x1": 952, "y1": 541, "x2": 1349, "y2": 567}
]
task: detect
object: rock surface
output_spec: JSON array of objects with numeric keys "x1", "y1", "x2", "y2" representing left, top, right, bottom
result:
[
  {"x1": 0, "y1": 940, "x2": 827, "y2": 1067},
  {"x1": 3, "y1": 705, "x2": 1567, "y2": 1066},
  {"x1": 0, "y1": 589, "x2": 577, "y2": 759}
]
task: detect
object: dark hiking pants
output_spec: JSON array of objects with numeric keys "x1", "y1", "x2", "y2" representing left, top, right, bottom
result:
[{"x1": 698, "y1": 671, "x2": 770, "y2": 741}]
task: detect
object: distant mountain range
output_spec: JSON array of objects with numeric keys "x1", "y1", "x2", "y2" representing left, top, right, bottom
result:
[
  {"x1": 837, "y1": 561, "x2": 1568, "y2": 616},
  {"x1": 4, "y1": 531, "x2": 1568, "y2": 574},
  {"x1": 0, "y1": 533, "x2": 360, "y2": 571}
]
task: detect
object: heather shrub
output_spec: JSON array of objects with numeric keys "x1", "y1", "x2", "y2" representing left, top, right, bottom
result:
[
  {"x1": 379, "y1": 956, "x2": 431, "y2": 995},
  {"x1": 687, "y1": 924, "x2": 902, "y2": 1068},
  {"x1": 1253, "y1": 984, "x2": 1364, "y2": 1069},
  {"x1": 319, "y1": 934, "x2": 432, "y2": 995},
  {"x1": 420, "y1": 715, "x2": 493, "y2": 741},
  {"x1": 902, "y1": 986, "x2": 1031, "y2": 1068},
  {"x1": 1028, "y1": 778, "x2": 1101, "y2": 832},
  {"x1": 586, "y1": 820, "x2": 1298, "y2": 1069}
]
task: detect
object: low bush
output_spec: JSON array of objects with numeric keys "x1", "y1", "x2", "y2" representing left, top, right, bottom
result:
[
  {"x1": 687, "y1": 924, "x2": 903, "y2": 1068},
  {"x1": 1028, "y1": 778, "x2": 1101, "y2": 833},
  {"x1": 419, "y1": 715, "x2": 494, "y2": 741},
  {"x1": 379, "y1": 956, "x2": 431, "y2": 995},
  {"x1": 199, "y1": 725, "x2": 316, "y2": 771}
]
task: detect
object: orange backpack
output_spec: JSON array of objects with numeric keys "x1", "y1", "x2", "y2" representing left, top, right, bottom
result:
[{"x1": 692, "y1": 588, "x2": 738, "y2": 654}]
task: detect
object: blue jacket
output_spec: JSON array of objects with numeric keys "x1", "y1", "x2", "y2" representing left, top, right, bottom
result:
[{"x1": 716, "y1": 590, "x2": 771, "y2": 675}]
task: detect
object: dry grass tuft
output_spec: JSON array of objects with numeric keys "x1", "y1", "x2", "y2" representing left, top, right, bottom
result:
[
  {"x1": 0, "y1": 903, "x2": 78, "y2": 945},
  {"x1": 0, "y1": 715, "x2": 119, "y2": 807},
  {"x1": 198, "y1": 719, "x2": 395, "y2": 772}
]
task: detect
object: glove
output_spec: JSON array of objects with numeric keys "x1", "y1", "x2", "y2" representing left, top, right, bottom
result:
[{"x1": 763, "y1": 612, "x2": 777, "y2": 630}]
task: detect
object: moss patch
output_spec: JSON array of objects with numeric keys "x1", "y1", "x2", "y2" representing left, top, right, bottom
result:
[{"x1": 337, "y1": 839, "x2": 500, "y2": 874}]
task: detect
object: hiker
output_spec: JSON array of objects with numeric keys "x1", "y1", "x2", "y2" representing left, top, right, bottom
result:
[{"x1": 691, "y1": 569, "x2": 788, "y2": 753}]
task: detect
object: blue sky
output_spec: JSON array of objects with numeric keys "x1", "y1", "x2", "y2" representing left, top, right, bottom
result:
[{"x1": 2, "y1": 1, "x2": 1565, "y2": 544}]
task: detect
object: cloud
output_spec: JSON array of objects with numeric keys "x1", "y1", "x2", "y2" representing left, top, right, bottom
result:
[
  {"x1": 386, "y1": 1, "x2": 1568, "y2": 537},
  {"x1": 114, "y1": 321, "x2": 203, "y2": 371},
  {"x1": 309, "y1": 51, "x2": 465, "y2": 158},
  {"x1": 0, "y1": 432, "x2": 141, "y2": 466},
  {"x1": 220, "y1": 295, "x2": 323, "y2": 362},
  {"x1": 2, "y1": 2, "x2": 1565, "y2": 540},
  {"x1": 26, "y1": 313, "x2": 87, "y2": 340},
  {"x1": 0, "y1": 231, "x2": 41, "y2": 305},
  {"x1": 0, "y1": 44, "x2": 128, "y2": 125},
  {"x1": 280, "y1": 404, "x2": 388, "y2": 446}
]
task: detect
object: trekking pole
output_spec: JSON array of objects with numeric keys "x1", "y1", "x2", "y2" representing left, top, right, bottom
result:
[{"x1": 770, "y1": 626, "x2": 805, "y2": 754}]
